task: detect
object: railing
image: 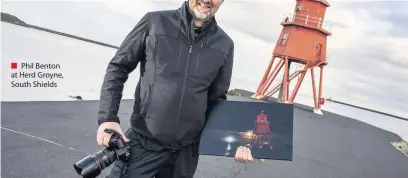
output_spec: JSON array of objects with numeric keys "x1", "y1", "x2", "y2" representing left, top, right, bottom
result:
[
  {"x1": 264, "y1": 63, "x2": 304, "y2": 96},
  {"x1": 265, "y1": 69, "x2": 303, "y2": 96},
  {"x1": 264, "y1": 60, "x2": 322, "y2": 97},
  {"x1": 268, "y1": 63, "x2": 303, "y2": 90},
  {"x1": 282, "y1": 13, "x2": 332, "y2": 33}
]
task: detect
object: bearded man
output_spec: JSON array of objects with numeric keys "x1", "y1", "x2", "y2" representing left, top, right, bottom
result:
[{"x1": 97, "y1": 0, "x2": 254, "y2": 177}]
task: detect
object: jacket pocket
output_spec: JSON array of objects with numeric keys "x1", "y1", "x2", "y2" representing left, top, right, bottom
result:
[
  {"x1": 176, "y1": 39, "x2": 183, "y2": 69},
  {"x1": 194, "y1": 52, "x2": 201, "y2": 73},
  {"x1": 193, "y1": 47, "x2": 225, "y2": 79},
  {"x1": 141, "y1": 83, "x2": 154, "y2": 118}
]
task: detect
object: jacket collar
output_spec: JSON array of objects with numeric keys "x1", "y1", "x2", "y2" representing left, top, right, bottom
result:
[{"x1": 176, "y1": 1, "x2": 217, "y2": 32}]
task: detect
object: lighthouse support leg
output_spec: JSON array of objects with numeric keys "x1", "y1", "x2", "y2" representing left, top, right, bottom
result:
[
  {"x1": 278, "y1": 58, "x2": 291, "y2": 103},
  {"x1": 282, "y1": 56, "x2": 289, "y2": 102},
  {"x1": 317, "y1": 66, "x2": 324, "y2": 112},
  {"x1": 289, "y1": 69, "x2": 307, "y2": 102},
  {"x1": 253, "y1": 57, "x2": 284, "y2": 99},
  {"x1": 261, "y1": 58, "x2": 284, "y2": 97},
  {"x1": 286, "y1": 61, "x2": 292, "y2": 101},
  {"x1": 311, "y1": 68, "x2": 322, "y2": 115},
  {"x1": 256, "y1": 56, "x2": 276, "y2": 94}
]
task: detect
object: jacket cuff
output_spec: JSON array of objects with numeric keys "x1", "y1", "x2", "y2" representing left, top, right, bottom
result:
[{"x1": 98, "y1": 118, "x2": 120, "y2": 126}]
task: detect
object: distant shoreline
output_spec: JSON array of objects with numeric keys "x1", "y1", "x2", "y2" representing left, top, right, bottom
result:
[
  {"x1": 1, "y1": 12, "x2": 27, "y2": 25},
  {"x1": 1, "y1": 12, "x2": 119, "y2": 49},
  {"x1": 230, "y1": 89, "x2": 408, "y2": 122}
]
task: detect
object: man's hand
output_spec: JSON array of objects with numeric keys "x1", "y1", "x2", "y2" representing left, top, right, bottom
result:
[
  {"x1": 96, "y1": 122, "x2": 129, "y2": 147},
  {"x1": 234, "y1": 146, "x2": 265, "y2": 163},
  {"x1": 234, "y1": 146, "x2": 254, "y2": 163}
]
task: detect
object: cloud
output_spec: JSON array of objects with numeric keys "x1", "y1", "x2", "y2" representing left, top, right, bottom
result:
[
  {"x1": 215, "y1": 1, "x2": 294, "y2": 42},
  {"x1": 336, "y1": 1, "x2": 408, "y2": 38}
]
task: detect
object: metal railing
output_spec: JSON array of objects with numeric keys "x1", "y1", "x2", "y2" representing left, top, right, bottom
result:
[
  {"x1": 265, "y1": 63, "x2": 304, "y2": 96},
  {"x1": 282, "y1": 13, "x2": 332, "y2": 33}
]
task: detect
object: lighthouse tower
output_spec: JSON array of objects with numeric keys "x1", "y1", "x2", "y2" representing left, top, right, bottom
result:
[{"x1": 252, "y1": 0, "x2": 332, "y2": 115}]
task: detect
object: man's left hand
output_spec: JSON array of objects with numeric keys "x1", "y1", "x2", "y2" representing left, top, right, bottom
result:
[{"x1": 234, "y1": 146, "x2": 254, "y2": 163}]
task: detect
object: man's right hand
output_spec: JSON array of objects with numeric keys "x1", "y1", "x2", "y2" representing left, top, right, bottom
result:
[{"x1": 96, "y1": 122, "x2": 129, "y2": 147}]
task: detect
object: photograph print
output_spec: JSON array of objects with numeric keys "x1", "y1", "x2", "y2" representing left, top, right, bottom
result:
[{"x1": 199, "y1": 99, "x2": 294, "y2": 161}]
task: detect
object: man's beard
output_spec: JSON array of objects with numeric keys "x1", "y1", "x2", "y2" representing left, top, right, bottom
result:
[
  {"x1": 190, "y1": 0, "x2": 214, "y2": 22},
  {"x1": 191, "y1": 8, "x2": 213, "y2": 21}
]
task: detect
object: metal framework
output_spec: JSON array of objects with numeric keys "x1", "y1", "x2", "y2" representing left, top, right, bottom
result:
[{"x1": 252, "y1": 0, "x2": 332, "y2": 114}]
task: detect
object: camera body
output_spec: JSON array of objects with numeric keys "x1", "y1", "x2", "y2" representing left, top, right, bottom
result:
[
  {"x1": 73, "y1": 129, "x2": 131, "y2": 178},
  {"x1": 108, "y1": 129, "x2": 131, "y2": 162}
]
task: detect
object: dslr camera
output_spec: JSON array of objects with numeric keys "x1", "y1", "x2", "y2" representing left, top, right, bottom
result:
[{"x1": 73, "y1": 128, "x2": 131, "y2": 178}]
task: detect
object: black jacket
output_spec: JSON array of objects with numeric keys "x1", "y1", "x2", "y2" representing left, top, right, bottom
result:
[{"x1": 97, "y1": 1, "x2": 234, "y2": 150}]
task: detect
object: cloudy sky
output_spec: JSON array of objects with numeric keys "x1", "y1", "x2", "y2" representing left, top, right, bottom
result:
[{"x1": 2, "y1": 0, "x2": 407, "y2": 118}]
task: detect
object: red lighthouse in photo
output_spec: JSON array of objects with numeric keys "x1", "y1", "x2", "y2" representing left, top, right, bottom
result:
[
  {"x1": 252, "y1": 0, "x2": 331, "y2": 114},
  {"x1": 250, "y1": 111, "x2": 273, "y2": 149}
]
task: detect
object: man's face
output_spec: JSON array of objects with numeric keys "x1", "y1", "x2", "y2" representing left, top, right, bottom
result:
[{"x1": 189, "y1": 0, "x2": 224, "y2": 21}]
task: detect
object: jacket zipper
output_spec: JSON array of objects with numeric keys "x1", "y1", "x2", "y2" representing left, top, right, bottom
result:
[
  {"x1": 171, "y1": 45, "x2": 192, "y2": 146},
  {"x1": 171, "y1": 22, "x2": 193, "y2": 146}
]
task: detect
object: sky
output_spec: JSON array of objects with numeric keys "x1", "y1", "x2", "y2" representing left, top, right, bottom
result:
[{"x1": 1, "y1": 0, "x2": 407, "y2": 119}]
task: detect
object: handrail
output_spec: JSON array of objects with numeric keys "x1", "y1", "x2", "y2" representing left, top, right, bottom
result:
[
  {"x1": 265, "y1": 69, "x2": 303, "y2": 96},
  {"x1": 294, "y1": 13, "x2": 322, "y2": 20},
  {"x1": 282, "y1": 13, "x2": 332, "y2": 32},
  {"x1": 264, "y1": 60, "x2": 322, "y2": 97},
  {"x1": 268, "y1": 63, "x2": 303, "y2": 91}
]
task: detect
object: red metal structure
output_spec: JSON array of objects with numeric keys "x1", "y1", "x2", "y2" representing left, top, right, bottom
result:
[
  {"x1": 250, "y1": 111, "x2": 273, "y2": 149},
  {"x1": 252, "y1": 0, "x2": 331, "y2": 114}
]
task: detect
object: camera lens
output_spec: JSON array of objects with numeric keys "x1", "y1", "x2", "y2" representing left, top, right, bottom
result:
[{"x1": 74, "y1": 148, "x2": 116, "y2": 178}]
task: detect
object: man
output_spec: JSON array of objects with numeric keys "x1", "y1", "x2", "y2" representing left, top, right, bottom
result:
[{"x1": 97, "y1": 0, "x2": 254, "y2": 177}]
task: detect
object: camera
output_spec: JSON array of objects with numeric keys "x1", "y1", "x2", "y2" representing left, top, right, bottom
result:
[{"x1": 73, "y1": 128, "x2": 131, "y2": 178}]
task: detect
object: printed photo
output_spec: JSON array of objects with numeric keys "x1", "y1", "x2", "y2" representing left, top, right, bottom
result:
[{"x1": 199, "y1": 99, "x2": 293, "y2": 161}]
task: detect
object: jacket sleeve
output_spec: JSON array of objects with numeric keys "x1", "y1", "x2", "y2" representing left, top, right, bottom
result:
[
  {"x1": 208, "y1": 43, "x2": 234, "y2": 100},
  {"x1": 97, "y1": 13, "x2": 150, "y2": 125}
]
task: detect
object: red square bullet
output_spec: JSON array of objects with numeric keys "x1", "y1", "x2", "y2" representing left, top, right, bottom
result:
[{"x1": 11, "y1": 62, "x2": 17, "y2": 69}]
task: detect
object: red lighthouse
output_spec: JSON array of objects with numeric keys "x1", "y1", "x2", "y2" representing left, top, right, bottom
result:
[
  {"x1": 250, "y1": 111, "x2": 273, "y2": 149},
  {"x1": 252, "y1": 0, "x2": 332, "y2": 114}
]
